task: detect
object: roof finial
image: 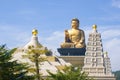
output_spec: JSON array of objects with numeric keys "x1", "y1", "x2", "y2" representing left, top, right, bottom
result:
[
  {"x1": 32, "y1": 29, "x2": 38, "y2": 36},
  {"x1": 92, "y1": 24, "x2": 97, "y2": 30},
  {"x1": 104, "y1": 51, "x2": 108, "y2": 57}
]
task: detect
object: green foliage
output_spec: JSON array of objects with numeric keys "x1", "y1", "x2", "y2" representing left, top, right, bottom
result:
[
  {"x1": 24, "y1": 46, "x2": 49, "y2": 80},
  {"x1": 113, "y1": 70, "x2": 120, "y2": 80},
  {"x1": 47, "y1": 66, "x2": 94, "y2": 80},
  {"x1": 45, "y1": 50, "x2": 53, "y2": 56},
  {"x1": 0, "y1": 45, "x2": 34, "y2": 80}
]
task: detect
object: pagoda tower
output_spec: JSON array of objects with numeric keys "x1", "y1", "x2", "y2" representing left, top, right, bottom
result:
[
  {"x1": 82, "y1": 25, "x2": 115, "y2": 80},
  {"x1": 103, "y1": 52, "x2": 113, "y2": 75}
]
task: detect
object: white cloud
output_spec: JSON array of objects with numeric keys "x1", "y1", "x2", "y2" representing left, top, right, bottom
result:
[
  {"x1": 84, "y1": 29, "x2": 92, "y2": 43},
  {"x1": 103, "y1": 38, "x2": 120, "y2": 71},
  {"x1": 102, "y1": 29, "x2": 120, "y2": 39},
  {"x1": 112, "y1": 0, "x2": 120, "y2": 8},
  {"x1": 46, "y1": 31, "x2": 64, "y2": 41},
  {"x1": 0, "y1": 25, "x2": 31, "y2": 48},
  {"x1": 100, "y1": 26, "x2": 120, "y2": 71},
  {"x1": 39, "y1": 31, "x2": 64, "y2": 55},
  {"x1": 91, "y1": 15, "x2": 120, "y2": 21}
]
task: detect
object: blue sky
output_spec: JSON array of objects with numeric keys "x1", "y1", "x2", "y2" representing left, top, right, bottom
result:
[{"x1": 0, "y1": 0, "x2": 120, "y2": 71}]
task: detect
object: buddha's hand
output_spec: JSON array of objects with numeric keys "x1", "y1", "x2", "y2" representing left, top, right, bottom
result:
[
  {"x1": 79, "y1": 40, "x2": 83, "y2": 44},
  {"x1": 74, "y1": 42, "x2": 79, "y2": 45}
]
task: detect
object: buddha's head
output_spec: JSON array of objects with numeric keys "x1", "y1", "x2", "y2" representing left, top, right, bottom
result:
[{"x1": 71, "y1": 18, "x2": 79, "y2": 29}]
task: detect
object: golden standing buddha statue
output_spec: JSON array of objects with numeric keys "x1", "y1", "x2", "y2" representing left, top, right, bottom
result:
[{"x1": 61, "y1": 18, "x2": 86, "y2": 48}]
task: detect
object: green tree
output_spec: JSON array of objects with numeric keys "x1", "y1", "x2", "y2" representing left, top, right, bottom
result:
[
  {"x1": 0, "y1": 45, "x2": 34, "y2": 80},
  {"x1": 113, "y1": 70, "x2": 120, "y2": 80},
  {"x1": 47, "y1": 66, "x2": 93, "y2": 80},
  {"x1": 24, "y1": 45, "x2": 49, "y2": 80}
]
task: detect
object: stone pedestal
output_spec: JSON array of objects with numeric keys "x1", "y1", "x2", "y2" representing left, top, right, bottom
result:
[
  {"x1": 59, "y1": 56, "x2": 85, "y2": 67},
  {"x1": 57, "y1": 48, "x2": 86, "y2": 67},
  {"x1": 57, "y1": 48, "x2": 86, "y2": 56},
  {"x1": 90, "y1": 76, "x2": 116, "y2": 80}
]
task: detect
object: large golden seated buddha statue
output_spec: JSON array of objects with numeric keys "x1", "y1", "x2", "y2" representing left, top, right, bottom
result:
[{"x1": 60, "y1": 18, "x2": 86, "y2": 48}]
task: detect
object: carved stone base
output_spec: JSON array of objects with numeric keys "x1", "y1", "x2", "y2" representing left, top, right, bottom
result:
[
  {"x1": 89, "y1": 75, "x2": 116, "y2": 80},
  {"x1": 57, "y1": 48, "x2": 86, "y2": 56},
  {"x1": 59, "y1": 56, "x2": 85, "y2": 66}
]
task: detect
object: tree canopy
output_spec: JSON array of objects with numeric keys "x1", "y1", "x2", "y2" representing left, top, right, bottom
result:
[
  {"x1": 0, "y1": 45, "x2": 34, "y2": 80},
  {"x1": 47, "y1": 66, "x2": 93, "y2": 80}
]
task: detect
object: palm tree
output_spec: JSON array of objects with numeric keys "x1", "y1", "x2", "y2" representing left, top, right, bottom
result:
[{"x1": 47, "y1": 66, "x2": 94, "y2": 80}]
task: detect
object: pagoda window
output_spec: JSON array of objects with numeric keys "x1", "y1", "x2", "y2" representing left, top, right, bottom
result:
[
  {"x1": 94, "y1": 47, "x2": 97, "y2": 51},
  {"x1": 96, "y1": 34, "x2": 100, "y2": 37},
  {"x1": 88, "y1": 38, "x2": 93, "y2": 41},
  {"x1": 86, "y1": 52, "x2": 91, "y2": 56},
  {"x1": 97, "y1": 58, "x2": 101, "y2": 63},
  {"x1": 96, "y1": 52, "x2": 101, "y2": 56},
  {"x1": 96, "y1": 42, "x2": 101, "y2": 46},
  {"x1": 97, "y1": 47, "x2": 102, "y2": 51},
  {"x1": 91, "y1": 42, "x2": 94, "y2": 46},
  {"x1": 93, "y1": 38, "x2": 96, "y2": 41},
  {"x1": 93, "y1": 42, "x2": 97, "y2": 45},
  {"x1": 86, "y1": 58, "x2": 91, "y2": 63},
  {"x1": 87, "y1": 42, "x2": 91, "y2": 46},
  {"x1": 85, "y1": 68, "x2": 89, "y2": 71},
  {"x1": 92, "y1": 52, "x2": 96, "y2": 57},
  {"x1": 96, "y1": 38, "x2": 100, "y2": 41},
  {"x1": 90, "y1": 68, "x2": 96, "y2": 73},
  {"x1": 93, "y1": 34, "x2": 96, "y2": 38},
  {"x1": 92, "y1": 58, "x2": 96, "y2": 63},
  {"x1": 89, "y1": 34, "x2": 92, "y2": 37},
  {"x1": 87, "y1": 47, "x2": 91, "y2": 50},
  {"x1": 98, "y1": 68, "x2": 103, "y2": 73}
]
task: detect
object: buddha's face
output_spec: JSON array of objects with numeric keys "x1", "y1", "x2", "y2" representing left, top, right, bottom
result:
[{"x1": 71, "y1": 20, "x2": 79, "y2": 29}]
